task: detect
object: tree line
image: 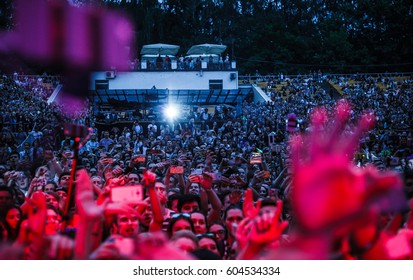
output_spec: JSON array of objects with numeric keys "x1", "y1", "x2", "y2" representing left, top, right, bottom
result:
[{"x1": 1, "y1": 0, "x2": 412, "y2": 74}]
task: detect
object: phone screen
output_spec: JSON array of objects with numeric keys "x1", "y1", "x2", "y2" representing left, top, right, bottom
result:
[
  {"x1": 135, "y1": 155, "x2": 146, "y2": 163},
  {"x1": 250, "y1": 152, "x2": 262, "y2": 164},
  {"x1": 111, "y1": 186, "x2": 143, "y2": 203},
  {"x1": 212, "y1": 173, "x2": 222, "y2": 181},
  {"x1": 170, "y1": 165, "x2": 184, "y2": 174},
  {"x1": 262, "y1": 171, "x2": 271, "y2": 178},
  {"x1": 192, "y1": 168, "x2": 203, "y2": 175}
]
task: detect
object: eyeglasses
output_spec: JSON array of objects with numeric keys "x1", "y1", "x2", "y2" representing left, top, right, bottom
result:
[
  {"x1": 171, "y1": 213, "x2": 191, "y2": 219},
  {"x1": 196, "y1": 233, "x2": 215, "y2": 239}
]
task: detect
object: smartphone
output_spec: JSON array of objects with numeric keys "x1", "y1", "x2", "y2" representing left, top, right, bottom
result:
[
  {"x1": 170, "y1": 165, "x2": 184, "y2": 174},
  {"x1": 148, "y1": 150, "x2": 162, "y2": 155},
  {"x1": 262, "y1": 171, "x2": 271, "y2": 179},
  {"x1": 111, "y1": 186, "x2": 143, "y2": 203},
  {"x1": 212, "y1": 173, "x2": 222, "y2": 181},
  {"x1": 135, "y1": 155, "x2": 146, "y2": 163},
  {"x1": 192, "y1": 168, "x2": 203, "y2": 175},
  {"x1": 250, "y1": 152, "x2": 262, "y2": 164}
]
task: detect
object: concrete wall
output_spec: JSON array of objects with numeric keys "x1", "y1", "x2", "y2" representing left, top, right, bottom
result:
[
  {"x1": 90, "y1": 71, "x2": 238, "y2": 90},
  {"x1": 251, "y1": 84, "x2": 272, "y2": 103}
]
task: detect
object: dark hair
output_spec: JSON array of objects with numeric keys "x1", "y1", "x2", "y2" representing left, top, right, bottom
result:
[
  {"x1": 260, "y1": 198, "x2": 277, "y2": 208},
  {"x1": 223, "y1": 204, "x2": 242, "y2": 221},
  {"x1": 0, "y1": 186, "x2": 13, "y2": 198},
  {"x1": 10, "y1": 187, "x2": 25, "y2": 206},
  {"x1": 128, "y1": 171, "x2": 141, "y2": 181},
  {"x1": 43, "y1": 181, "x2": 58, "y2": 192},
  {"x1": 47, "y1": 204, "x2": 63, "y2": 217},
  {"x1": 0, "y1": 204, "x2": 23, "y2": 242},
  {"x1": 208, "y1": 221, "x2": 227, "y2": 234},
  {"x1": 46, "y1": 191, "x2": 61, "y2": 204},
  {"x1": 190, "y1": 210, "x2": 208, "y2": 228},
  {"x1": 404, "y1": 170, "x2": 413, "y2": 180},
  {"x1": 177, "y1": 194, "x2": 200, "y2": 212},
  {"x1": 167, "y1": 214, "x2": 195, "y2": 238},
  {"x1": 58, "y1": 172, "x2": 71, "y2": 183},
  {"x1": 207, "y1": 221, "x2": 228, "y2": 256},
  {"x1": 170, "y1": 229, "x2": 198, "y2": 245},
  {"x1": 8, "y1": 151, "x2": 20, "y2": 159},
  {"x1": 219, "y1": 190, "x2": 231, "y2": 204},
  {"x1": 167, "y1": 193, "x2": 182, "y2": 209},
  {"x1": 55, "y1": 187, "x2": 67, "y2": 193}
]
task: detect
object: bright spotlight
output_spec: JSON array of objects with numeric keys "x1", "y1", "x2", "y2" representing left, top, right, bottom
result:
[{"x1": 164, "y1": 104, "x2": 179, "y2": 120}]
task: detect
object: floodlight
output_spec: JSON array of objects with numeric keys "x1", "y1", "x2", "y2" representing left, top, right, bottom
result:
[{"x1": 164, "y1": 104, "x2": 179, "y2": 120}]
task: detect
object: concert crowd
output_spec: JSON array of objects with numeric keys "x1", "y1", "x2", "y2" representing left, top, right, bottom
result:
[{"x1": 0, "y1": 72, "x2": 412, "y2": 260}]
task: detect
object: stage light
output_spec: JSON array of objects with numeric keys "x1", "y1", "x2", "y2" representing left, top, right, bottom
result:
[{"x1": 164, "y1": 104, "x2": 179, "y2": 120}]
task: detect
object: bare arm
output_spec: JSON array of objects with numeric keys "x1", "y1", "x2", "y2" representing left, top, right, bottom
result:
[{"x1": 142, "y1": 171, "x2": 164, "y2": 232}]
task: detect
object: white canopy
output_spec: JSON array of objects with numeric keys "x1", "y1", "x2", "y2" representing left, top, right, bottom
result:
[
  {"x1": 140, "y1": 43, "x2": 180, "y2": 56},
  {"x1": 186, "y1": 43, "x2": 227, "y2": 55}
]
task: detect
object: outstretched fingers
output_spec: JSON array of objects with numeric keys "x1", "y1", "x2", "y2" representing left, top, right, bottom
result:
[
  {"x1": 309, "y1": 106, "x2": 328, "y2": 157},
  {"x1": 326, "y1": 100, "x2": 352, "y2": 149},
  {"x1": 342, "y1": 111, "x2": 375, "y2": 157}
]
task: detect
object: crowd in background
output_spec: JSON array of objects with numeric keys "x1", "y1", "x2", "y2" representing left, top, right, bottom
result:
[
  {"x1": 130, "y1": 53, "x2": 232, "y2": 71},
  {"x1": 0, "y1": 72, "x2": 412, "y2": 260}
]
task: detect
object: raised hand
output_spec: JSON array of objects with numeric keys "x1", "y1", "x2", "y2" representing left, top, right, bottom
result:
[
  {"x1": 205, "y1": 150, "x2": 216, "y2": 166},
  {"x1": 76, "y1": 169, "x2": 107, "y2": 222},
  {"x1": 15, "y1": 192, "x2": 47, "y2": 259},
  {"x1": 199, "y1": 172, "x2": 213, "y2": 190},
  {"x1": 229, "y1": 189, "x2": 243, "y2": 205},
  {"x1": 26, "y1": 192, "x2": 47, "y2": 240},
  {"x1": 112, "y1": 166, "x2": 124, "y2": 177},
  {"x1": 290, "y1": 100, "x2": 404, "y2": 233},
  {"x1": 46, "y1": 235, "x2": 75, "y2": 260},
  {"x1": 104, "y1": 201, "x2": 141, "y2": 217},
  {"x1": 221, "y1": 176, "x2": 231, "y2": 188},
  {"x1": 243, "y1": 188, "x2": 261, "y2": 219},
  {"x1": 89, "y1": 239, "x2": 123, "y2": 260},
  {"x1": 248, "y1": 200, "x2": 288, "y2": 245},
  {"x1": 235, "y1": 218, "x2": 254, "y2": 250},
  {"x1": 157, "y1": 192, "x2": 168, "y2": 205},
  {"x1": 106, "y1": 175, "x2": 126, "y2": 188},
  {"x1": 188, "y1": 174, "x2": 199, "y2": 183},
  {"x1": 232, "y1": 175, "x2": 247, "y2": 188},
  {"x1": 141, "y1": 170, "x2": 156, "y2": 189}
]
